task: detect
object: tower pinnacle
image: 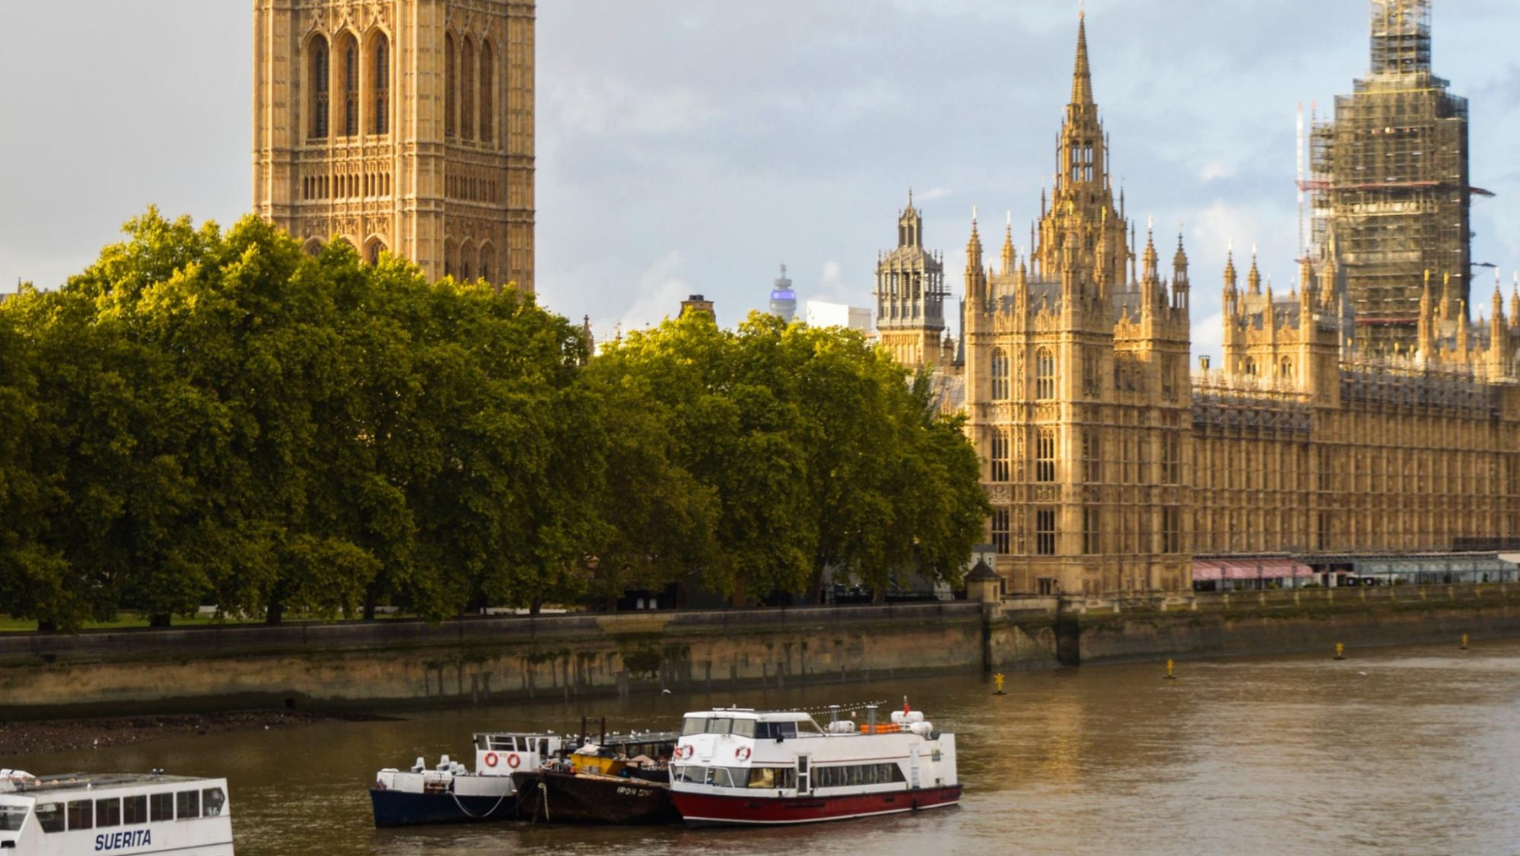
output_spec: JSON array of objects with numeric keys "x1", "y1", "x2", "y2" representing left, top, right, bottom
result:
[{"x1": 1072, "y1": 10, "x2": 1094, "y2": 106}]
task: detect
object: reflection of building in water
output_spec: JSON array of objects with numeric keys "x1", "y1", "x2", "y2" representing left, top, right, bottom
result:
[{"x1": 885, "y1": 9, "x2": 1520, "y2": 597}]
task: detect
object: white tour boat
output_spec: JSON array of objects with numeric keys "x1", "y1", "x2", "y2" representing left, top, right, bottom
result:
[
  {"x1": 668, "y1": 701, "x2": 960, "y2": 827},
  {"x1": 370, "y1": 731, "x2": 563, "y2": 827},
  {"x1": 0, "y1": 770, "x2": 233, "y2": 855}
]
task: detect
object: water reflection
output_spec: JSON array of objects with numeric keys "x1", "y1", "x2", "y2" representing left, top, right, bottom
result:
[{"x1": 11, "y1": 639, "x2": 1520, "y2": 855}]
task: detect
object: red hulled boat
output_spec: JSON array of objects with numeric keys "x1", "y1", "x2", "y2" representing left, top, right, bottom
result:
[{"x1": 668, "y1": 701, "x2": 959, "y2": 827}]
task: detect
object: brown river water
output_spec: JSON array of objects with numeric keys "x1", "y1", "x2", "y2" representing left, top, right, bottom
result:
[{"x1": 10, "y1": 638, "x2": 1520, "y2": 855}]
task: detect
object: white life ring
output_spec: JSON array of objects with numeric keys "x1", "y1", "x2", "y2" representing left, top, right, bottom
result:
[
  {"x1": 506, "y1": 753, "x2": 522, "y2": 769},
  {"x1": 676, "y1": 745, "x2": 693, "y2": 760},
  {"x1": 735, "y1": 747, "x2": 752, "y2": 761},
  {"x1": 484, "y1": 752, "x2": 500, "y2": 768}
]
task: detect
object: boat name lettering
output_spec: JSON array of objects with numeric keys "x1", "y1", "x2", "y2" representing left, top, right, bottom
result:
[
  {"x1": 615, "y1": 786, "x2": 651, "y2": 797},
  {"x1": 95, "y1": 830, "x2": 151, "y2": 851}
]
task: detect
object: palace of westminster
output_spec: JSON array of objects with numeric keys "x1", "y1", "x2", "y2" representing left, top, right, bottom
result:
[{"x1": 252, "y1": 1, "x2": 1520, "y2": 597}]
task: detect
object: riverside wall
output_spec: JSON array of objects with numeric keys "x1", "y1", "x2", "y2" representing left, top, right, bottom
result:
[{"x1": 3, "y1": 585, "x2": 1519, "y2": 718}]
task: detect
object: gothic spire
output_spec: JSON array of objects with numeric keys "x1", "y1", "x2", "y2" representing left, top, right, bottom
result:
[{"x1": 1072, "y1": 9, "x2": 1094, "y2": 107}]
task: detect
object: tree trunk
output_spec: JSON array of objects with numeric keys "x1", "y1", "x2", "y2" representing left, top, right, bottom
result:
[
  {"x1": 266, "y1": 601, "x2": 284, "y2": 626},
  {"x1": 38, "y1": 620, "x2": 58, "y2": 634},
  {"x1": 149, "y1": 613, "x2": 172, "y2": 629},
  {"x1": 363, "y1": 585, "x2": 378, "y2": 621}
]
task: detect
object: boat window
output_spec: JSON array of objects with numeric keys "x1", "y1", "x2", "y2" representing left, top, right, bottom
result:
[
  {"x1": 746, "y1": 767, "x2": 798, "y2": 790},
  {"x1": 795, "y1": 718, "x2": 824, "y2": 735},
  {"x1": 176, "y1": 790, "x2": 201, "y2": 820},
  {"x1": 680, "y1": 717, "x2": 708, "y2": 736},
  {"x1": 671, "y1": 765, "x2": 707, "y2": 784},
  {"x1": 755, "y1": 721, "x2": 797, "y2": 740},
  {"x1": 95, "y1": 798, "x2": 121, "y2": 828},
  {"x1": 538, "y1": 739, "x2": 549, "y2": 756},
  {"x1": 730, "y1": 719, "x2": 756, "y2": 738},
  {"x1": 201, "y1": 788, "x2": 227, "y2": 818},
  {"x1": 36, "y1": 803, "x2": 64, "y2": 833},
  {"x1": 0, "y1": 806, "x2": 27, "y2": 832},
  {"x1": 150, "y1": 793, "x2": 174, "y2": 822},
  {"x1": 123, "y1": 796, "x2": 148, "y2": 825},
  {"x1": 813, "y1": 763, "x2": 906, "y2": 789},
  {"x1": 709, "y1": 767, "x2": 746, "y2": 789},
  {"x1": 67, "y1": 800, "x2": 93, "y2": 831},
  {"x1": 703, "y1": 718, "x2": 733, "y2": 735}
]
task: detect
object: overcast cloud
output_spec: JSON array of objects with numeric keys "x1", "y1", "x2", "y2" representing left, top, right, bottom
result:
[{"x1": 2, "y1": 1, "x2": 1516, "y2": 363}]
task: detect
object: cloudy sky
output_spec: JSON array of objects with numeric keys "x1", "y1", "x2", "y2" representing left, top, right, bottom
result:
[{"x1": 2, "y1": 0, "x2": 1517, "y2": 362}]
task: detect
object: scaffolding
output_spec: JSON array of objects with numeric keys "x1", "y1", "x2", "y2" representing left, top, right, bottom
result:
[{"x1": 1304, "y1": 0, "x2": 1471, "y2": 352}]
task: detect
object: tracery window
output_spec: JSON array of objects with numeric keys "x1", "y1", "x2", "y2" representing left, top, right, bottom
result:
[
  {"x1": 480, "y1": 41, "x2": 495, "y2": 144},
  {"x1": 1280, "y1": 357, "x2": 1294, "y2": 381},
  {"x1": 445, "y1": 34, "x2": 457, "y2": 137},
  {"x1": 461, "y1": 38, "x2": 476, "y2": 140},
  {"x1": 1035, "y1": 508, "x2": 1057, "y2": 556},
  {"x1": 991, "y1": 348, "x2": 1010, "y2": 401},
  {"x1": 992, "y1": 509, "x2": 1012, "y2": 555},
  {"x1": 991, "y1": 430, "x2": 1011, "y2": 483},
  {"x1": 1083, "y1": 506, "x2": 1101, "y2": 555},
  {"x1": 372, "y1": 35, "x2": 390, "y2": 135},
  {"x1": 308, "y1": 37, "x2": 330, "y2": 140},
  {"x1": 1082, "y1": 430, "x2": 1101, "y2": 483},
  {"x1": 1036, "y1": 347, "x2": 1056, "y2": 400},
  {"x1": 1036, "y1": 428, "x2": 1057, "y2": 483},
  {"x1": 339, "y1": 35, "x2": 360, "y2": 137}
]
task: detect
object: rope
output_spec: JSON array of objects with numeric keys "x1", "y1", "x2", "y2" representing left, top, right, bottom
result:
[{"x1": 447, "y1": 780, "x2": 512, "y2": 821}]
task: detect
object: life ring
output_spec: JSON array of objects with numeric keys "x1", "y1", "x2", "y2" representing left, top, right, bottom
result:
[
  {"x1": 675, "y1": 745, "x2": 693, "y2": 760},
  {"x1": 484, "y1": 752, "x2": 499, "y2": 768},
  {"x1": 506, "y1": 753, "x2": 522, "y2": 770},
  {"x1": 735, "y1": 747, "x2": 751, "y2": 761}
]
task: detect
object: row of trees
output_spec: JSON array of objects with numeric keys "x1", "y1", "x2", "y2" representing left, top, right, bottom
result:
[{"x1": 0, "y1": 210, "x2": 988, "y2": 631}]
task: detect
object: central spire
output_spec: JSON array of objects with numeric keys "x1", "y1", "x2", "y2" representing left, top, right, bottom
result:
[{"x1": 1072, "y1": 9, "x2": 1094, "y2": 106}]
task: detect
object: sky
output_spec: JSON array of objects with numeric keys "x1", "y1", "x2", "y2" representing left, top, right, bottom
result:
[{"x1": 2, "y1": 1, "x2": 1518, "y2": 364}]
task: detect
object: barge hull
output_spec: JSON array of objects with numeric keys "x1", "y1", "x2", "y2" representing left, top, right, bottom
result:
[
  {"x1": 511, "y1": 771, "x2": 679, "y2": 825},
  {"x1": 369, "y1": 788, "x2": 517, "y2": 828}
]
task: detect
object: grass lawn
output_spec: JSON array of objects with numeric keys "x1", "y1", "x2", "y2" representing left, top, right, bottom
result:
[{"x1": 0, "y1": 612, "x2": 413, "y2": 633}]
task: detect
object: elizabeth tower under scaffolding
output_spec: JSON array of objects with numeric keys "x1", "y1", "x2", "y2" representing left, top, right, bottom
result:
[{"x1": 1309, "y1": 0, "x2": 1472, "y2": 351}]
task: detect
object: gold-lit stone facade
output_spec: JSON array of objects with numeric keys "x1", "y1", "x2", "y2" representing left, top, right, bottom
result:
[
  {"x1": 253, "y1": 0, "x2": 535, "y2": 291},
  {"x1": 875, "y1": 195, "x2": 953, "y2": 369},
  {"x1": 944, "y1": 13, "x2": 1520, "y2": 597}
]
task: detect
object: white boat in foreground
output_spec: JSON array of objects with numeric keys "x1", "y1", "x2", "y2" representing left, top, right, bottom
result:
[
  {"x1": 370, "y1": 732, "x2": 563, "y2": 827},
  {"x1": 669, "y1": 700, "x2": 960, "y2": 827},
  {"x1": 0, "y1": 770, "x2": 233, "y2": 855}
]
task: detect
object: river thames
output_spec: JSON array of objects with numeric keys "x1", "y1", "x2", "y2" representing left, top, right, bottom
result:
[{"x1": 12, "y1": 637, "x2": 1520, "y2": 855}]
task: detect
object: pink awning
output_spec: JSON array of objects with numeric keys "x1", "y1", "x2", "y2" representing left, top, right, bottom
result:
[{"x1": 1192, "y1": 559, "x2": 1315, "y2": 581}]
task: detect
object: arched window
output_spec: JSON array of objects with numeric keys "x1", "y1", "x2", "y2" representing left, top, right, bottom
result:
[
  {"x1": 461, "y1": 38, "x2": 476, "y2": 140},
  {"x1": 443, "y1": 34, "x2": 456, "y2": 139},
  {"x1": 1036, "y1": 428, "x2": 1057, "y2": 483},
  {"x1": 335, "y1": 33, "x2": 360, "y2": 137},
  {"x1": 1244, "y1": 357, "x2": 1258, "y2": 377},
  {"x1": 991, "y1": 430, "x2": 1011, "y2": 483},
  {"x1": 371, "y1": 34, "x2": 390, "y2": 135},
  {"x1": 477, "y1": 242, "x2": 493, "y2": 284},
  {"x1": 991, "y1": 348, "x2": 1009, "y2": 401},
  {"x1": 365, "y1": 239, "x2": 387, "y2": 266},
  {"x1": 479, "y1": 41, "x2": 495, "y2": 144},
  {"x1": 444, "y1": 240, "x2": 457, "y2": 279},
  {"x1": 308, "y1": 37, "x2": 330, "y2": 140},
  {"x1": 1036, "y1": 347, "x2": 1056, "y2": 400},
  {"x1": 1280, "y1": 357, "x2": 1294, "y2": 381},
  {"x1": 460, "y1": 240, "x2": 475, "y2": 281},
  {"x1": 302, "y1": 238, "x2": 324, "y2": 258}
]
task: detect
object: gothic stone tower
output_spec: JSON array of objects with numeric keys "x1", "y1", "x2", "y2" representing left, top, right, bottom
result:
[
  {"x1": 963, "y1": 13, "x2": 1192, "y2": 596},
  {"x1": 253, "y1": 0, "x2": 535, "y2": 291},
  {"x1": 875, "y1": 194, "x2": 950, "y2": 368},
  {"x1": 1310, "y1": 0, "x2": 1469, "y2": 351}
]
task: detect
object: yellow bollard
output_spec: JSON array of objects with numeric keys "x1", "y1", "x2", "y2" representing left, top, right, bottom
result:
[
  {"x1": 1334, "y1": 642, "x2": 1346, "y2": 661},
  {"x1": 993, "y1": 673, "x2": 1006, "y2": 696},
  {"x1": 1165, "y1": 659, "x2": 1177, "y2": 680},
  {"x1": 1461, "y1": 634, "x2": 1469, "y2": 651}
]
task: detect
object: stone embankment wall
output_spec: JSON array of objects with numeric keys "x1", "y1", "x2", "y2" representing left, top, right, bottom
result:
[
  {"x1": 1057, "y1": 583, "x2": 1520, "y2": 665},
  {"x1": 3, "y1": 585, "x2": 1517, "y2": 718},
  {"x1": 0, "y1": 604, "x2": 1028, "y2": 719}
]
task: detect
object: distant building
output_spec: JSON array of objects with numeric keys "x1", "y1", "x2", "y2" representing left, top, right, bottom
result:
[
  {"x1": 680, "y1": 294, "x2": 716, "y2": 320},
  {"x1": 806, "y1": 301, "x2": 872, "y2": 336},
  {"x1": 769, "y1": 265, "x2": 798, "y2": 323}
]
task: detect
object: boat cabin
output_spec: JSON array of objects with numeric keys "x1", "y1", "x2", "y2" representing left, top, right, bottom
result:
[
  {"x1": 470, "y1": 733, "x2": 562, "y2": 776},
  {"x1": 0, "y1": 772, "x2": 233, "y2": 856}
]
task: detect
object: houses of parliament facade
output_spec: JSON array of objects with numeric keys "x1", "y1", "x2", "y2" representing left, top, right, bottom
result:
[
  {"x1": 252, "y1": 0, "x2": 536, "y2": 292},
  {"x1": 878, "y1": 2, "x2": 1520, "y2": 596}
]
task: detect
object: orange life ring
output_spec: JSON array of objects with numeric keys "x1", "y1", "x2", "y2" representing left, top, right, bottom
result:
[
  {"x1": 506, "y1": 753, "x2": 522, "y2": 769},
  {"x1": 484, "y1": 752, "x2": 499, "y2": 768},
  {"x1": 676, "y1": 745, "x2": 693, "y2": 760},
  {"x1": 735, "y1": 747, "x2": 751, "y2": 761}
]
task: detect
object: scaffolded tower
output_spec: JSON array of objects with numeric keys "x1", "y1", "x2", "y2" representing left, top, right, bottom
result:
[{"x1": 1308, "y1": 0, "x2": 1471, "y2": 351}]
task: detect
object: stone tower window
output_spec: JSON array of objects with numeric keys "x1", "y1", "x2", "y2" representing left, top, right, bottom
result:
[
  {"x1": 337, "y1": 34, "x2": 360, "y2": 137},
  {"x1": 372, "y1": 34, "x2": 391, "y2": 135},
  {"x1": 308, "y1": 37, "x2": 330, "y2": 140},
  {"x1": 1280, "y1": 356, "x2": 1294, "y2": 381},
  {"x1": 991, "y1": 430, "x2": 1011, "y2": 483},
  {"x1": 1036, "y1": 428, "x2": 1057, "y2": 483},
  {"x1": 461, "y1": 38, "x2": 476, "y2": 140},
  {"x1": 478, "y1": 242, "x2": 493, "y2": 284},
  {"x1": 992, "y1": 509, "x2": 1011, "y2": 555},
  {"x1": 991, "y1": 348, "x2": 1010, "y2": 401},
  {"x1": 1036, "y1": 347, "x2": 1056, "y2": 400},
  {"x1": 445, "y1": 34, "x2": 457, "y2": 137},
  {"x1": 1035, "y1": 508, "x2": 1057, "y2": 556},
  {"x1": 480, "y1": 41, "x2": 495, "y2": 144},
  {"x1": 1244, "y1": 357, "x2": 1258, "y2": 377}
]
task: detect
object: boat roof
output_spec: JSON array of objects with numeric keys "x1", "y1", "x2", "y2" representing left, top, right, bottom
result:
[
  {"x1": 4, "y1": 773, "x2": 220, "y2": 797},
  {"x1": 474, "y1": 731, "x2": 560, "y2": 738},
  {"x1": 683, "y1": 709, "x2": 816, "y2": 722}
]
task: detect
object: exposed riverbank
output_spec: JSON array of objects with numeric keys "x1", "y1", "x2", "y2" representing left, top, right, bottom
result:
[{"x1": 0, "y1": 710, "x2": 344, "y2": 756}]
